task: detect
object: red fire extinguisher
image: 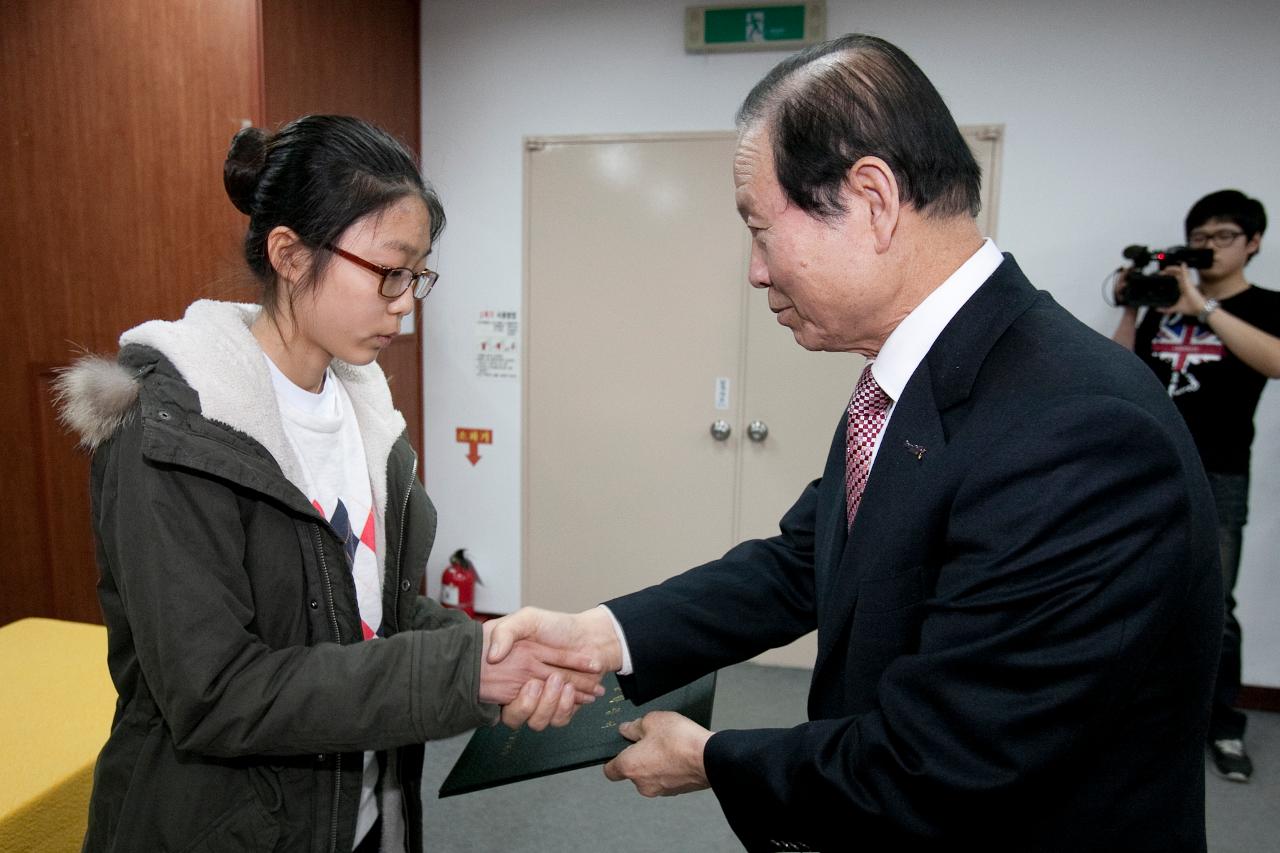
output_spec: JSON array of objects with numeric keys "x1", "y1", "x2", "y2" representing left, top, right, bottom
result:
[{"x1": 441, "y1": 548, "x2": 482, "y2": 618}]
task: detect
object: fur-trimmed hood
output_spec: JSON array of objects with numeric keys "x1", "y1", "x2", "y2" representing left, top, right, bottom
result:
[{"x1": 52, "y1": 300, "x2": 407, "y2": 514}]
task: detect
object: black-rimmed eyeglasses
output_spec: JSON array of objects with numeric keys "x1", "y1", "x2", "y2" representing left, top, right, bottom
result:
[
  {"x1": 326, "y1": 243, "x2": 439, "y2": 299},
  {"x1": 1188, "y1": 229, "x2": 1246, "y2": 250}
]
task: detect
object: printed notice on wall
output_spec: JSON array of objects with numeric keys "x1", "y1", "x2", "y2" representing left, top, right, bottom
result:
[{"x1": 476, "y1": 310, "x2": 519, "y2": 380}]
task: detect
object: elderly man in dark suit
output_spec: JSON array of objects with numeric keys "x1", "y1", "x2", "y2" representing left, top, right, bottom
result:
[{"x1": 491, "y1": 33, "x2": 1221, "y2": 852}]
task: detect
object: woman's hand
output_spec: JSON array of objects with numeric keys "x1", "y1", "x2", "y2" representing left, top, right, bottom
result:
[{"x1": 479, "y1": 619, "x2": 605, "y2": 729}]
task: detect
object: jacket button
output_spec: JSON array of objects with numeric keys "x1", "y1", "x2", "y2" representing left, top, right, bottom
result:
[
  {"x1": 157, "y1": 410, "x2": 171, "y2": 421},
  {"x1": 309, "y1": 599, "x2": 319, "y2": 609},
  {"x1": 400, "y1": 579, "x2": 411, "y2": 592}
]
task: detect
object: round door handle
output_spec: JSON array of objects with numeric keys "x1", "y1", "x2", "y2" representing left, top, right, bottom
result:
[
  {"x1": 709, "y1": 420, "x2": 732, "y2": 441},
  {"x1": 747, "y1": 420, "x2": 769, "y2": 442}
]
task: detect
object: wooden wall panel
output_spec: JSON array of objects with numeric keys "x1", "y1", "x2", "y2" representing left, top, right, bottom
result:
[
  {"x1": 33, "y1": 367, "x2": 98, "y2": 624},
  {"x1": 1, "y1": 0, "x2": 427, "y2": 627},
  {"x1": 260, "y1": 0, "x2": 425, "y2": 467},
  {"x1": 261, "y1": 0, "x2": 420, "y2": 149},
  {"x1": 0, "y1": 0, "x2": 260, "y2": 625}
]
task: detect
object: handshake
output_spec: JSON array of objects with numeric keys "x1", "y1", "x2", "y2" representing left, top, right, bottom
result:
[
  {"x1": 477, "y1": 606, "x2": 621, "y2": 730},
  {"x1": 475, "y1": 606, "x2": 713, "y2": 797}
]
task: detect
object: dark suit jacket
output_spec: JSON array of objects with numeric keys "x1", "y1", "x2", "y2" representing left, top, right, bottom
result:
[{"x1": 607, "y1": 257, "x2": 1222, "y2": 852}]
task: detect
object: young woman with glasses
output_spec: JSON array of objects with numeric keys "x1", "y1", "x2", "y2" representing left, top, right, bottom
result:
[{"x1": 55, "y1": 115, "x2": 601, "y2": 853}]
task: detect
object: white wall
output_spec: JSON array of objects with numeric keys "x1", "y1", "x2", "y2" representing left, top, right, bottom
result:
[{"x1": 420, "y1": 0, "x2": 1280, "y2": 686}]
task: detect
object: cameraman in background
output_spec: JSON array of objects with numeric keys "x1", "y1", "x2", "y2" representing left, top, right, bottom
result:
[{"x1": 1113, "y1": 189, "x2": 1280, "y2": 783}]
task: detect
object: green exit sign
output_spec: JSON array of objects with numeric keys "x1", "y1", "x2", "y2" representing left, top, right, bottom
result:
[{"x1": 686, "y1": 2, "x2": 825, "y2": 53}]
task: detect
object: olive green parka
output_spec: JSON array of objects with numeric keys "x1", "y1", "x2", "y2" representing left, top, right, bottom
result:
[{"x1": 55, "y1": 301, "x2": 496, "y2": 853}]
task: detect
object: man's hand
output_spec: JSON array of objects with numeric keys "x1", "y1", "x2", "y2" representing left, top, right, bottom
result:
[
  {"x1": 479, "y1": 619, "x2": 605, "y2": 730},
  {"x1": 486, "y1": 606, "x2": 624, "y2": 674},
  {"x1": 1112, "y1": 266, "x2": 1135, "y2": 309},
  {"x1": 1157, "y1": 263, "x2": 1208, "y2": 317},
  {"x1": 602, "y1": 711, "x2": 712, "y2": 797}
]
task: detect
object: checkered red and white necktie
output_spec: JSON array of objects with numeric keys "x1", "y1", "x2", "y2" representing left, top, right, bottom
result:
[{"x1": 845, "y1": 363, "x2": 891, "y2": 530}]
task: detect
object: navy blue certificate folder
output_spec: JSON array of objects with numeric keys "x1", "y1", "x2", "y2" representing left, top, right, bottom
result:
[{"x1": 438, "y1": 671, "x2": 717, "y2": 797}]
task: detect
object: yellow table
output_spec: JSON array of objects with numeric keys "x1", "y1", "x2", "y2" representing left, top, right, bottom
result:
[{"x1": 0, "y1": 618, "x2": 115, "y2": 853}]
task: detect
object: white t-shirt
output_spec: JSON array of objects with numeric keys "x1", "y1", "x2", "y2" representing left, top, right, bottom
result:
[{"x1": 265, "y1": 355, "x2": 382, "y2": 848}]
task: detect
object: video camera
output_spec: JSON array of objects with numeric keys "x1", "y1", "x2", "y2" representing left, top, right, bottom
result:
[{"x1": 1116, "y1": 245, "x2": 1214, "y2": 307}]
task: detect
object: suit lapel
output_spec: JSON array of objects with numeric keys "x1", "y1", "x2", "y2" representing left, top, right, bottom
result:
[
  {"x1": 813, "y1": 373, "x2": 946, "y2": 671},
  {"x1": 812, "y1": 256, "x2": 1041, "y2": 673},
  {"x1": 812, "y1": 409, "x2": 851, "y2": 595}
]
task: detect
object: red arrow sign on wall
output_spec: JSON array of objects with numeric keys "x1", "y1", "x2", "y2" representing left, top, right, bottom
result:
[{"x1": 456, "y1": 427, "x2": 493, "y2": 466}]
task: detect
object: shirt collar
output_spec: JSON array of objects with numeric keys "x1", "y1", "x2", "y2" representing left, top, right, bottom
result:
[{"x1": 871, "y1": 239, "x2": 1004, "y2": 402}]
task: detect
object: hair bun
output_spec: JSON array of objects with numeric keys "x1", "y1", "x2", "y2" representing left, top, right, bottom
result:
[{"x1": 224, "y1": 126, "x2": 269, "y2": 215}]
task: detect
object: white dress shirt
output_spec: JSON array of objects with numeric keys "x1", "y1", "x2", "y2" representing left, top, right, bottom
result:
[{"x1": 862, "y1": 238, "x2": 1003, "y2": 469}]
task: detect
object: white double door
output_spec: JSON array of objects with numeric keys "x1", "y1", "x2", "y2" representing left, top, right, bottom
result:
[{"x1": 523, "y1": 132, "x2": 862, "y2": 667}]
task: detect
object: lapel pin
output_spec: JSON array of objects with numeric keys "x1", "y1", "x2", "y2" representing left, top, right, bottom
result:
[{"x1": 904, "y1": 440, "x2": 927, "y2": 461}]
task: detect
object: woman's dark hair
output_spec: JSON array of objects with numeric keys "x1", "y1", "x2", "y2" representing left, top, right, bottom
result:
[
  {"x1": 223, "y1": 115, "x2": 445, "y2": 315},
  {"x1": 1185, "y1": 190, "x2": 1266, "y2": 264},
  {"x1": 737, "y1": 33, "x2": 981, "y2": 222}
]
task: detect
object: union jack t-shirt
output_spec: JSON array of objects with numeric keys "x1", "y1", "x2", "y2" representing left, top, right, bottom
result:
[{"x1": 1135, "y1": 285, "x2": 1280, "y2": 474}]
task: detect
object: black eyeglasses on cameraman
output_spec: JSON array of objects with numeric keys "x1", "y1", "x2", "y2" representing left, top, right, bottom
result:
[{"x1": 1188, "y1": 228, "x2": 1246, "y2": 250}]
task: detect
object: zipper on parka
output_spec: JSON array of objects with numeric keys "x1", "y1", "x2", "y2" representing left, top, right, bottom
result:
[
  {"x1": 390, "y1": 455, "x2": 418, "y2": 633},
  {"x1": 310, "y1": 523, "x2": 344, "y2": 853},
  {"x1": 311, "y1": 452, "x2": 418, "y2": 853},
  {"x1": 392, "y1": 455, "x2": 417, "y2": 851}
]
